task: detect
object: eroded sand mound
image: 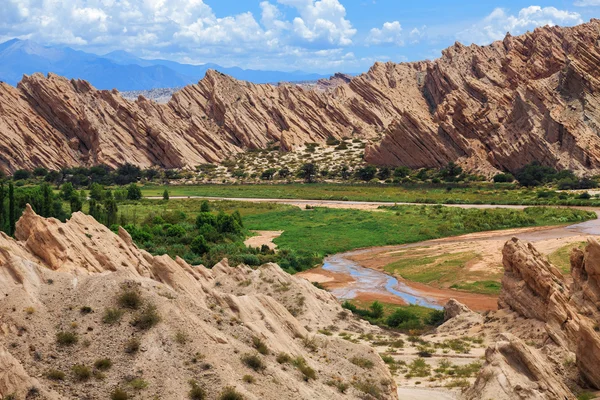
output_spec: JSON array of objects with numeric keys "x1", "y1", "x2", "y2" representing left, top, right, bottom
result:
[{"x1": 0, "y1": 206, "x2": 396, "y2": 399}]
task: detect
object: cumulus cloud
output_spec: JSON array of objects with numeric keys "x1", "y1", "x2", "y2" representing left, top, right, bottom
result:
[
  {"x1": 0, "y1": 0, "x2": 361, "y2": 71},
  {"x1": 456, "y1": 6, "x2": 582, "y2": 45},
  {"x1": 366, "y1": 21, "x2": 403, "y2": 46}
]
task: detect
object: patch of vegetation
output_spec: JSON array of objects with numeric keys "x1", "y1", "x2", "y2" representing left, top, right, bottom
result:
[
  {"x1": 342, "y1": 301, "x2": 444, "y2": 332},
  {"x1": 406, "y1": 358, "x2": 431, "y2": 378},
  {"x1": 128, "y1": 377, "x2": 148, "y2": 390},
  {"x1": 118, "y1": 289, "x2": 142, "y2": 310},
  {"x1": 548, "y1": 241, "x2": 587, "y2": 274},
  {"x1": 124, "y1": 338, "x2": 141, "y2": 354},
  {"x1": 188, "y1": 380, "x2": 206, "y2": 400},
  {"x1": 241, "y1": 353, "x2": 266, "y2": 372},
  {"x1": 353, "y1": 380, "x2": 382, "y2": 399},
  {"x1": 242, "y1": 374, "x2": 255, "y2": 383},
  {"x1": 56, "y1": 331, "x2": 78, "y2": 346},
  {"x1": 349, "y1": 356, "x2": 374, "y2": 369},
  {"x1": 450, "y1": 280, "x2": 501, "y2": 295},
  {"x1": 71, "y1": 365, "x2": 92, "y2": 381},
  {"x1": 292, "y1": 357, "x2": 316, "y2": 381},
  {"x1": 46, "y1": 369, "x2": 66, "y2": 381},
  {"x1": 252, "y1": 336, "x2": 269, "y2": 355},
  {"x1": 94, "y1": 358, "x2": 112, "y2": 371},
  {"x1": 111, "y1": 388, "x2": 129, "y2": 400},
  {"x1": 276, "y1": 353, "x2": 291, "y2": 364},
  {"x1": 103, "y1": 308, "x2": 125, "y2": 324},
  {"x1": 219, "y1": 386, "x2": 244, "y2": 400},
  {"x1": 131, "y1": 304, "x2": 160, "y2": 330}
]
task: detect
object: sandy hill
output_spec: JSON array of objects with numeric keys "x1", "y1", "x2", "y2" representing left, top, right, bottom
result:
[{"x1": 0, "y1": 206, "x2": 396, "y2": 399}]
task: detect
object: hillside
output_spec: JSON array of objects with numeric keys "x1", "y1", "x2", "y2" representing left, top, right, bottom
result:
[{"x1": 2, "y1": 20, "x2": 600, "y2": 174}]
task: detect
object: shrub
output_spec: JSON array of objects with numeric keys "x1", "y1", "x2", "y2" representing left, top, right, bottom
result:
[
  {"x1": 353, "y1": 380, "x2": 382, "y2": 399},
  {"x1": 71, "y1": 365, "x2": 92, "y2": 381},
  {"x1": 191, "y1": 235, "x2": 209, "y2": 255},
  {"x1": 386, "y1": 308, "x2": 419, "y2": 328},
  {"x1": 242, "y1": 374, "x2": 255, "y2": 383},
  {"x1": 131, "y1": 305, "x2": 160, "y2": 330},
  {"x1": 80, "y1": 306, "x2": 93, "y2": 314},
  {"x1": 350, "y1": 356, "x2": 374, "y2": 369},
  {"x1": 369, "y1": 301, "x2": 384, "y2": 319},
  {"x1": 129, "y1": 378, "x2": 148, "y2": 390},
  {"x1": 125, "y1": 338, "x2": 141, "y2": 354},
  {"x1": 118, "y1": 289, "x2": 142, "y2": 310},
  {"x1": 166, "y1": 225, "x2": 186, "y2": 237},
  {"x1": 46, "y1": 369, "x2": 66, "y2": 381},
  {"x1": 189, "y1": 380, "x2": 206, "y2": 400},
  {"x1": 292, "y1": 357, "x2": 316, "y2": 381},
  {"x1": 219, "y1": 386, "x2": 244, "y2": 400},
  {"x1": 126, "y1": 184, "x2": 142, "y2": 200},
  {"x1": 103, "y1": 308, "x2": 124, "y2": 324},
  {"x1": 56, "y1": 331, "x2": 78, "y2": 346},
  {"x1": 252, "y1": 336, "x2": 269, "y2": 355},
  {"x1": 241, "y1": 353, "x2": 265, "y2": 371},
  {"x1": 175, "y1": 330, "x2": 188, "y2": 345},
  {"x1": 493, "y1": 173, "x2": 515, "y2": 183},
  {"x1": 111, "y1": 388, "x2": 129, "y2": 400},
  {"x1": 276, "y1": 353, "x2": 291, "y2": 364},
  {"x1": 94, "y1": 358, "x2": 112, "y2": 371}
]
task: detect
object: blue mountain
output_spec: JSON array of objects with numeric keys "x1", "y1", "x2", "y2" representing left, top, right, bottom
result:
[{"x1": 0, "y1": 39, "x2": 330, "y2": 91}]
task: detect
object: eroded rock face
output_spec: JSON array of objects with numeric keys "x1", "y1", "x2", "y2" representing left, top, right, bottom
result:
[
  {"x1": 0, "y1": 208, "x2": 396, "y2": 399},
  {"x1": 471, "y1": 237, "x2": 600, "y2": 397},
  {"x1": 3, "y1": 20, "x2": 600, "y2": 174},
  {"x1": 465, "y1": 333, "x2": 575, "y2": 400}
]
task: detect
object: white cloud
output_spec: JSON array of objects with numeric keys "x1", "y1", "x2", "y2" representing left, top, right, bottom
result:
[
  {"x1": 574, "y1": 0, "x2": 600, "y2": 6},
  {"x1": 0, "y1": 0, "x2": 364, "y2": 72},
  {"x1": 456, "y1": 6, "x2": 582, "y2": 45},
  {"x1": 366, "y1": 21, "x2": 403, "y2": 46}
]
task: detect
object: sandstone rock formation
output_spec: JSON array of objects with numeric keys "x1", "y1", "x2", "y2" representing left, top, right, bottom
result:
[
  {"x1": 4, "y1": 20, "x2": 600, "y2": 174},
  {"x1": 0, "y1": 207, "x2": 396, "y2": 399},
  {"x1": 468, "y1": 237, "x2": 600, "y2": 398}
]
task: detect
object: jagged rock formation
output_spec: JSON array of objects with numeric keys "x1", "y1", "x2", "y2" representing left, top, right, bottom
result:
[
  {"x1": 3, "y1": 20, "x2": 600, "y2": 174},
  {"x1": 0, "y1": 206, "x2": 396, "y2": 399},
  {"x1": 467, "y1": 237, "x2": 600, "y2": 399}
]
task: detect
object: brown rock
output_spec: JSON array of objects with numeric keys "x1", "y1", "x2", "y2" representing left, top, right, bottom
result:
[{"x1": 4, "y1": 21, "x2": 600, "y2": 174}]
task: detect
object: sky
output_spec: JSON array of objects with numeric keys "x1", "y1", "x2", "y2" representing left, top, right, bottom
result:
[{"x1": 1, "y1": 0, "x2": 600, "y2": 73}]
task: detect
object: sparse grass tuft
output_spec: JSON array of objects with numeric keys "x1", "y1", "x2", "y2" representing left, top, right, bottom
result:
[
  {"x1": 71, "y1": 365, "x2": 92, "y2": 381},
  {"x1": 188, "y1": 380, "x2": 206, "y2": 400},
  {"x1": 242, "y1": 374, "x2": 255, "y2": 383},
  {"x1": 125, "y1": 338, "x2": 141, "y2": 354},
  {"x1": 241, "y1": 353, "x2": 266, "y2": 372},
  {"x1": 46, "y1": 369, "x2": 66, "y2": 381},
  {"x1": 131, "y1": 304, "x2": 160, "y2": 330},
  {"x1": 252, "y1": 336, "x2": 269, "y2": 355},
  {"x1": 56, "y1": 331, "x2": 78, "y2": 346},
  {"x1": 350, "y1": 356, "x2": 374, "y2": 369},
  {"x1": 94, "y1": 358, "x2": 112, "y2": 371},
  {"x1": 276, "y1": 353, "x2": 291, "y2": 364},
  {"x1": 292, "y1": 357, "x2": 316, "y2": 381},
  {"x1": 118, "y1": 289, "x2": 142, "y2": 310},
  {"x1": 219, "y1": 386, "x2": 244, "y2": 400},
  {"x1": 111, "y1": 387, "x2": 129, "y2": 400},
  {"x1": 103, "y1": 308, "x2": 124, "y2": 324}
]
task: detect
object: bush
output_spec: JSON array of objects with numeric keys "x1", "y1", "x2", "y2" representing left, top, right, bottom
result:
[
  {"x1": 191, "y1": 235, "x2": 209, "y2": 255},
  {"x1": 219, "y1": 387, "x2": 244, "y2": 400},
  {"x1": 276, "y1": 353, "x2": 291, "y2": 364},
  {"x1": 111, "y1": 388, "x2": 129, "y2": 400},
  {"x1": 129, "y1": 378, "x2": 148, "y2": 390},
  {"x1": 189, "y1": 380, "x2": 206, "y2": 400},
  {"x1": 131, "y1": 304, "x2": 161, "y2": 330},
  {"x1": 118, "y1": 289, "x2": 142, "y2": 310},
  {"x1": 242, "y1": 374, "x2": 255, "y2": 383},
  {"x1": 252, "y1": 336, "x2": 269, "y2": 355},
  {"x1": 293, "y1": 357, "x2": 316, "y2": 381},
  {"x1": 126, "y1": 184, "x2": 142, "y2": 200},
  {"x1": 493, "y1": 173, "x2": 514, "y2": 183},
  {"x1": 56, "y1": 331, "x2": 78, "y2": 346},
  {"x1": 386, "y1": 308, "x2": 419, "y2": 328},
  {"x1": 94, "y1": 358, "x2": 112, "y2": 371},
  {"x1": 71, "y1": 365, "x2": 92, "y2": 381},
  {"x1": 125, "y1": 338, "x2": 141, "y2": 354},
  {"x1": 80, "y1": 306, "x2": 93, "y2": 314},
  {"x1": 241, "y1": 353, "x2": 265, "y2": 371},
  {"x1": 46, "y1": 369, "x2": 66, "y2": 381},
  {"x1": 103, "y1": 308, "x2": 125, "y2": 324}
]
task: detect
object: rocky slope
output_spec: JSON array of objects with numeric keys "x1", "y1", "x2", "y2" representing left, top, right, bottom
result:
[
  {"x1": 0, "y1": 206, "x2": 396, "y2": 399},
  {"x1": 459, "y1": 237, "x2": 600, "y2": 399},
  {"x1": 3, "y1": 20, "x2": 600, "y2": 174}
]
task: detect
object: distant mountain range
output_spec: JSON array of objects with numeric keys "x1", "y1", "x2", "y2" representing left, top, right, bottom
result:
[{"x1": 0, "y1": 39, "x2": 330, "y2": 90}]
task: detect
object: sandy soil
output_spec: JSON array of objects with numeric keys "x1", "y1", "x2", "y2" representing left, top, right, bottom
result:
[{"x1": 244, "y1": 230, "x2": 283, "y2": 250}]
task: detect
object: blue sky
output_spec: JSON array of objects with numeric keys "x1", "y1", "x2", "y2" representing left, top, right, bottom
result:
[{"x1": 1, "y1": 0, "x2": 599, "y2": 73}]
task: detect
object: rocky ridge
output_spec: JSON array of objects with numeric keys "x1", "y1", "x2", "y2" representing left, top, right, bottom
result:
[
  {"x1": 3, "y1": 21, "x2": 600, "y2": 174},
  {"x1": 0, "y1": 206, "x2": 396, "y2": 399}
]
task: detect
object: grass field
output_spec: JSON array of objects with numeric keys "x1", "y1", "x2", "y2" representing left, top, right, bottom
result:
[
  {"x1": 116, "y1": 199, "x2": 595, "y2": 272},
  {"x1": 140, "y1": 183, "x2": 600, "y2": 206},
  {"x1": 548, "y1": 241, "x2": 588, "y2": 274}
]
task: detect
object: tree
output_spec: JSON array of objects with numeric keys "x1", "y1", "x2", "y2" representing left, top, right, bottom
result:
[
  {"x1": 103, "y1": 190, "x2": 118, "y2": 227},
  {"x1": 440, "y1": 162, "x2": 463, "y2": 182},
  {"x1": 369, "y1": 301, "x2": 384, "y2": 319},
  {"x1": 89, "y1": 183, "x2": 104, "y2": 201},
  {"x1": 126, "y1": 183, "x2": 142, "y2": 200},
  {"x1": 377, "y1": 167, "x2": 391, "y2": 180},
  {"x1": 60, "y1": 182, "x2": 75, "y2": 201},
  {"x1": 33, "y1": 167, "x2": 48, "y2": 177},
  {"x1": 200, "y1": 200, "x2": 210, "y2": 212},
  {"x1": 340, "y1": 165, "x2": 351, "y2": 180},
  {"x1": 41, "y1": 183, "x2": 52, "y2": 217},
  {"x1": 515, "y1": 162, "x2": 558, "y2": 187},
  {"x1": 163, "y1": 189, "x2": 169, "y2": 201},
  {"x1": 355, "y1": 165, "x2": 377, "y2": 181},
  {"x1": 493, "y1": 173, "x2": 515, "y2": 183},
  {"x1": 89, "y1": 199, "x2": 101, "y2": 221},
  {"x1": 13, "y1": 169, "x2": 31, "y2": 180},
  {"x1": 8, "y1": 182, "x2": 15, "y2": 236},
  {"x1": 70, "y1": 192, "x2": 83, "y2": 213},
  {"x1": 190, "y1": 235, "x2": 209, "y2": 255},
  {"x1": 278, "y1": 167, "x2": 290, "y2": 179},
  {"x1": 394, "y1": 166, "x2": 410, "y2": 178},
  {"x1": 386, "y1": 308, "x2": 419, "y2": 328},
  {"x1": 298, "y1": 163, "x2": 318, "y2": 183},
  {"x1": 261, "y1": 168, "x2": 277, "y2": 180}
]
